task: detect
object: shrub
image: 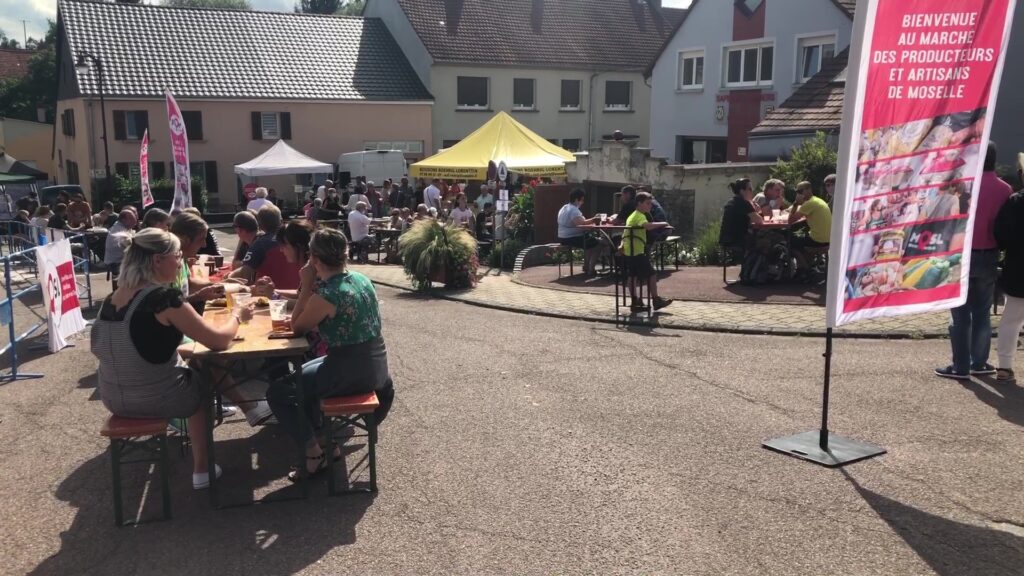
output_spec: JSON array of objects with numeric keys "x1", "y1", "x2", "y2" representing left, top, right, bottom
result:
[
  {"x1": 769, "y1": 131, "x2": 838, "y2": 200},
  {"x1": 399, "y1": 219, "x2": 478, "y2": 290},
  {"x1": 104, "y1": 175, "x2": 209, "y2": 213},
  {"x1": 678, "y1": 220, "x2": 726, "y2": 266},
  {"x1": 486, "y1": 238, "x2": 527, "y2": 270}
]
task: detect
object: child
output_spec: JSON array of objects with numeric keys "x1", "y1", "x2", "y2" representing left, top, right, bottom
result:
[{"x1": 621, "y1": 192, "x2": 673, "y2": 312}]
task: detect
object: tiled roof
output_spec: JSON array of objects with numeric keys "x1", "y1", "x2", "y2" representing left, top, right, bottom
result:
[
  {"x1": 0, "y1": 48, "x2": 34, "y2": 80},
  {"x1": 830, "y1": 0, "x2": 857, "y2": 18},
  {"x1": 395, "y1": 0, "x2": 686, "y2": 71},
  {"x1": 750, "y1": 48, "x2": 849, "y2": 136},
  {"x1": 58, "y1": 0, "x2": 432, "y2": 101}
]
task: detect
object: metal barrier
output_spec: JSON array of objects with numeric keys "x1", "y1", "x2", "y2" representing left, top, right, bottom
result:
[{"x1": 1, "y1": 220, "x2": 94, "y2": 383}]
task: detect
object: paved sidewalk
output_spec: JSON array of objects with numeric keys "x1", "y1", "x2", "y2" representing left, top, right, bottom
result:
[{"x1": 349, "y1": 264, "x2": 997, "y2": 338}]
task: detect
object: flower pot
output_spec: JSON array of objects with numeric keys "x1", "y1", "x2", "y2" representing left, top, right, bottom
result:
[{"x1": 429, "y1": 264, "x2": 447, "y2": 285}]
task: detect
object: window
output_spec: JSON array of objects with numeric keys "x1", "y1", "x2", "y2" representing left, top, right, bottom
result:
[
  {"x1": 442, "y1": 139, "x2": 461, "y2": 149},
  {"x1": 113, "y1": 110, "x2": 149, "y2": 140},
  {"x1": 797, "y1": 35, "x2": 836, "y2": 82},
  {"x1": 678, "y1": 50, "x2": 705, "y2": 90},
  {"x1": 456, "y1": 76, "x2": 489, "y2": 109},
  {"x1": 251, "y1": 112, "x2": 291, "y2": 140},
  {"x1": 513, "y1": 78, "x2": 536, "y2": 110},
  {"x1": 560, "y1": 80, "x2": 581, "y2": 110},
  {"x1": 182, "y1": 111, "x2": 203, "y2": 140},
  {"x1": 676, "y1": 136, "x2": 727, "y2": 164},
  {"x1": 65, "y1": 160, "x2": 80, "y2": 185},
  {"x1": 561, "y1": 138, "x2": 581, "y2": 152},
  {"x1": 605, "y1": 81, "x2": 632, "y2": 110},
  {"x1": 189, "y1": 161, "x2": 219, "y2": 194},
  {"x1": 61, "y1": 109, "x2": 75, "y2": 137},
  {"x1": 724, "y1": 43, "x2": 774, "y2": 87},
  {"x1": 364, "y1": 141, "x2": 424, "y2": 153}
]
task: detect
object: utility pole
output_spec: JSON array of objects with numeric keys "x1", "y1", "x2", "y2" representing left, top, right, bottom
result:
[{"x1": 21, "y1": 20, "x2": 27, "y2": 48}]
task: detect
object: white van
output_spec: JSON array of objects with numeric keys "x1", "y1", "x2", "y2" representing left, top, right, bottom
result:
[{"x1": 337, "y1": 150, "x2": 408, "y2": 187}]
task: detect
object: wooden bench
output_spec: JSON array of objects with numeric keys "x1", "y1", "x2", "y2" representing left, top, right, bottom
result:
[
  {"x1": 100, "y1": 415, "x2": 172, "y2": 526},
  {"x1": 321, "y1": 392, "x2": 380, "y2": 495}
]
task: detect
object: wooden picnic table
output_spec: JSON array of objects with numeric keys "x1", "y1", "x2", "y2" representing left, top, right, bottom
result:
[{"x1": 188, "y1": 307, "x2": 309, "y2": 507}]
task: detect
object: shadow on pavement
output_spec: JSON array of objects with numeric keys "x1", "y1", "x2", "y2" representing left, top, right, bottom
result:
[
  {"x1": 30, "y1": 427, "x2": 376, "y2": 575},
  {"x1": 845, "y1": 473, "x2": 1024, "y2": 576},
  {"x1": 958, "y1": 379, "x2": 1024, "y2": 429}
]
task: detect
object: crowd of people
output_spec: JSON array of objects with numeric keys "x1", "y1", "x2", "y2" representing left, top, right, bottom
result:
[{"x1": 89, "y1": 199, "x2": 397, "y2": 489}]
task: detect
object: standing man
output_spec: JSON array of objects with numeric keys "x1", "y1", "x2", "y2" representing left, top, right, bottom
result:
[
  {"x1": 823, "y1": 174, "x2": 837, "y2": 209},
  {"x1": 397, "y1": 177, "x2": 414, "y2": 209},
  {"x1": 317, "y1": 179, "x2": 333, "y2": 202},
  {"x1": 936, "y1": 142, "x2": 1013, "y2": 379},
  {"x1": 365, "y1": 181, "x2": 382, "y2": 217},
  {"x1": 424, "y1": 178, "x2": 442, "y2": 212}
]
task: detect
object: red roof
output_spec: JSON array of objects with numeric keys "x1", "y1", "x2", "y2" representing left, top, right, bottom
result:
[{"x1": 0, "y1": 48, "x2": 33, "y2": 80}]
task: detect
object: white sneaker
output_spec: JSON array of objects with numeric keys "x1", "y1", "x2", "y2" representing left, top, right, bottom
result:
[
  {"x1": 192, "y1": 464, "x2": 223, "y2": 490},
  {"x1": 245, "y1": 401, "x2": 276, "y2": 427}
]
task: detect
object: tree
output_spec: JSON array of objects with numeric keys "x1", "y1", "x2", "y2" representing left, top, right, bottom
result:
[
  {"x1": 0, "y1": 21, "x2": 57, "y2": 123},
  {"x1": 162, "y1": 0, "x2": 252, "y2": 9},
  {"x1": 0, "y1": 30, "x2": 19, "y2": 49},
  {"x1": 769, "y1": 131, "x2": 839, "y2": 199},
  {"x1": 337, "y1": 0, "x2": 365, "y2": 15},
  {"x1": 295, "y1": 0, "x2": 340, "y2": 14}
]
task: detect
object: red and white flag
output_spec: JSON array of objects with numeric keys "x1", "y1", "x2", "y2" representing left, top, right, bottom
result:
[
  {"x1": 165, "y1": 90, "x2": 192, "y2": 212},
  {"x1": 827, "y1": 0, "x2": 1017, "y2": 327},
  {"x1": 140, "y1": 129, "x2": 154, "y2": 208},
  {"x1": 39, "y1": 240, "x2": 86, "y2": 352}
]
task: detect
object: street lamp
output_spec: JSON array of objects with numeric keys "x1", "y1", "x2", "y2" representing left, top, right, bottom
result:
[{"x1": 75, "y1": 51, "x2": 112, "y2": 198}]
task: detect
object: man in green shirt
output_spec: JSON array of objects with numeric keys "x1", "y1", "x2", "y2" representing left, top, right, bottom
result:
[
  {"x1": 622, "y1": 192, "x2": 673, "y2": 312},
  {"x1": 788, "y1": 181, "x2": 832, "y2": 276}
]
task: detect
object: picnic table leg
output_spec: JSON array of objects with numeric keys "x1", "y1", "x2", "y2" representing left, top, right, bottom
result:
[{"x1": 206, "y1": 389, "x2": 219, "y2": 508}]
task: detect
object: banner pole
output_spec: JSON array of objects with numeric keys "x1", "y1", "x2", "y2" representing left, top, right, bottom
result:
[
  {"x1": 819, "y1": 328, "x2": 833, "y2": 450},
  {"x1": 3, "y1": 256, "x2": 17, "y2": 379}
]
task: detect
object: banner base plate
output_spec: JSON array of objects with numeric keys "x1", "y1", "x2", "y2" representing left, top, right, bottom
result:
[{"x1": 763, "y1": 430, "x2": 886, "y2": 467}]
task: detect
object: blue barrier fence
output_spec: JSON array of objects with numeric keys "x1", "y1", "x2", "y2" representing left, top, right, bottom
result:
[{"x1": 1, "y1": 220, "x2": 94, "y2": 383}]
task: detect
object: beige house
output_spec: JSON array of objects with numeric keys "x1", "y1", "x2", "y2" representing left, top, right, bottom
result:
[
  {"x1": 0, "y1": 117, "x2": 55, "y2": 178},
  {"x1": 54, "y1": 0, "x2": 433, "y2": 207},
  {"x1": 364, "y1": 0, "x2": 685, "y2": 153}
]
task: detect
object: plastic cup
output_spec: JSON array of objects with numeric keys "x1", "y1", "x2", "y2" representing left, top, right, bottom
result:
[{"x1": 231, "y1": 293, "x2": 252, "y2": 323}]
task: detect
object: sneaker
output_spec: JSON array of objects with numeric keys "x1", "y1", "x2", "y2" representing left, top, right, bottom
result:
[
  {"x1": 218, "y1": 404, "x2": 238, "y2": 418},
  {"x1": 245, "y1": 401, "x2": 276, "y2": 427},
  {"x1": 970, "y1": 364, "x2": 997, "y2": 376},
  {"x1": 653, "y1": 297, "x2": 673, "y2": 311},
  {"x1": 934, "y1": 366, "x2": 970, "y2": 380},
  {"x1": 192, "y1": 464, "x2": 223, "y2": 490}
]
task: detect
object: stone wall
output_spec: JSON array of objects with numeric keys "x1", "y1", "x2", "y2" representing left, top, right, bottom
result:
[{"x1": 566, "y1": 140, "x2": 774, "y2": 239}]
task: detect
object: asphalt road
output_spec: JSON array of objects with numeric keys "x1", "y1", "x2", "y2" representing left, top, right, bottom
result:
[{"x1": 1, "y1": 281, "x2": 1023, "y2": 574}]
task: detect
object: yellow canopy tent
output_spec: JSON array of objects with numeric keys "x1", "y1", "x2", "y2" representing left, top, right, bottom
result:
[{"x1": 411, "y1": 111, "x2": 575, "y2": 180}]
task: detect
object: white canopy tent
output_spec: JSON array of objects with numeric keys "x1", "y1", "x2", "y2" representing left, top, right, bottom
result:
[{"x1": 234, "y1": 140, "x2": 333, "y2": 176}]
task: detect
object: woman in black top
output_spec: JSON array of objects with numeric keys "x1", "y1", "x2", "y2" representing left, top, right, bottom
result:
[
  {"x1": 995, "y1": 187, "x2": 1024, "y2": 381},
  {"x1": 719, "y1": 178, "x2": 763, "y2": 250}
]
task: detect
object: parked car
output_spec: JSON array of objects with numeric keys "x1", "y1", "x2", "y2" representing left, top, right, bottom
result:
[{"x1": 39, "y1": 185, "x2": 85, "y2": 207}]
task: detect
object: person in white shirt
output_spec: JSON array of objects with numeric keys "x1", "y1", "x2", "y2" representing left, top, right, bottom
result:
[
  {"x1": 449, "y1": 193, "x2": 475, "y2": 232},
  {"x1": 346, "y1": 185, "x2": 369, "y2": 213},
  {"x1": 247, "y1": 187, "x2": 273, "y2": 212},
  {"x1": 347, "y1": 201, "x2": 375, "y2": 263},
  {"x1": 424, "y1": 178, "x2": 442, "y2": 211},
  {"x1": 316, "y1": 179, "x2": 333, "y2": 202},
  {"x1": 104, "y1": 209, "x2": 139, "y2": 287},
  {"x1": 474, "y1": 184, "x2": 494, "y2": 211}
]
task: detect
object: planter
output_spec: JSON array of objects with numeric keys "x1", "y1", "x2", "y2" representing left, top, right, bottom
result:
[{"x1": 429, "y1": 263, "x2": 448, "y2": 285}]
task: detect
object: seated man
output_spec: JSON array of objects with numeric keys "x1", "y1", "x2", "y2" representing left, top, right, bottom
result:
[
  {"x1": 557, "y1": 188, "x2": 603, "y2": 275},
  {"x1": 787, "y1": 181, "x2": 832, "y2": 276},
  {"x1": 229, "y1": 205, "x2": 299, "y2": 288},
  {"x1": 622, "y1": 192, "x2": 673, "y2": 311},
  {"x1": 67, "y1": 192, "x2": 93, "y2": 229},
  {"x1": 753, "y1": 179, "x2": 789, "y2": 218},
  {"x1": 104, "y1": 209, "x2": 138, "y2": 288},
  {"x1": 348, "y1": 201, "x2": 375, "y2": 264},
  {"x1": 230, "y1": 210, "x2": 259, "y2": 270}
]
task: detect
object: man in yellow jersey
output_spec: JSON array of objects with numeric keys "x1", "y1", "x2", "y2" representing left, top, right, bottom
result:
[
  {"x1": 622, "y1": 192, "x2": 674, "y2": 312},
  {"x1": 788, "y1": 181, "x2": 832, "y2": 276}
]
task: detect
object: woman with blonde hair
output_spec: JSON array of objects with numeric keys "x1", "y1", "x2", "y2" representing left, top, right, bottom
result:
[{"x1": 91, "y1": 228, "x2": 254, "y2": 489}]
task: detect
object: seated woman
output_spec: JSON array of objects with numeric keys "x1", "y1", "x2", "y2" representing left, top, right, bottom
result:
[
  {"x1": 267, "y1": 228, "x2": 395, "y2": 481},
  {"x1": 182, "y1": 207, "x2": 221, "y2": 257},
  {"x1": 718, "y1": 177, "x2": 763, "y2": 258},
  {"x1": 90, "y1": 228, "x2": 254, "y2": 489},
  {"x1": 557, "y1": 188, "x2": 604, "y2": 275}
]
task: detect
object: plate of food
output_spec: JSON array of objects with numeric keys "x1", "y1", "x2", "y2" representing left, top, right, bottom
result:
[{"x1": 209, "y1": 298, "x2": 228, "y2": 308}]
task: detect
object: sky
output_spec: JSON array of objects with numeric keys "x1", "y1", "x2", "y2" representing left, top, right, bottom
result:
[{"x1": 3, "y1": 0, "x2": 693, "y2": 49}]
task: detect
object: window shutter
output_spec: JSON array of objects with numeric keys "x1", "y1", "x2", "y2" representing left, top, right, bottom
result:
[
  {"x1": 113, "y1": 111, "x2": 126, "y2": 140},
  {"x1": 69, "y1": 109, "x2": 75, "y2": 137},
  {"x1": 138, "y1": 111, "x2": 149, "y2": 137},
  {"x1": 251, "y1": 111, "x2": 262, "y2": 140},
  {"x1": 114, "y1": 162, "x2": 131, "y2": 179},
  {"x1": 204, "y1": 161, "x2": 219, "y2": 194},
  {"x1": 183, "y1": 111, "x2": 203, "y2": 140},
  {"x1": 280, "y1": 112, "x2": 292, "y2": 140}
]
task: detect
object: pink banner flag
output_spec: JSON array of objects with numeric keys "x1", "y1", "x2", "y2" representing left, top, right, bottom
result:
[
  {"x1": 826, "y1": 0, "x2": 1017, "y2": 327},
  {"x1": 165, "y1": 90, "x2": 192, "y2": 212},
  {"x1": 140, "y1": 129, "x2": 154, "y2": 208}
]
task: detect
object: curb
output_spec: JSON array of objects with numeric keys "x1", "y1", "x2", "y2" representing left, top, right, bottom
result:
[{"x1": 366, "y1": 275, "x2": 951, "y2": 340}]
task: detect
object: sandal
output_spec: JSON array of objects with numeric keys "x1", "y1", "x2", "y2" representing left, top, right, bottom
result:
[
  {"x1": 287, "y1": 453, "x2": 327, "y2": 483},
  {"x1": 996, "y1": 368, "x2": 1015, "y2": 382}
]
